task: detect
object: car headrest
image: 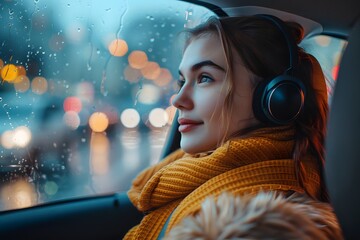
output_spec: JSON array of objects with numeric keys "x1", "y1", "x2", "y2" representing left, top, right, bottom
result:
[{"x1": 325, "y1": 17, "x2": 360, "y2": 239}]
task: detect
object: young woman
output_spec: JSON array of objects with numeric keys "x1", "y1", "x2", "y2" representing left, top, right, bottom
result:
[{"x1": 124, "y1": 15, "x2": 340, "y2": 239}]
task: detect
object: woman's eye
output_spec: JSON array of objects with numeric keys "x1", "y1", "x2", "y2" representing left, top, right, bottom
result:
[
  {"x1": 177, "y1": 79, "x2": 185, "y2": 88},
  {"x1": 198, "y1": 75, "x2": 213, "y2": 84}
]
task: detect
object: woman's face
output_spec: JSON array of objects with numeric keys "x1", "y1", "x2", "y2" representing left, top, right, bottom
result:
[{"x1": 173, "y1": 34, "x2": 259, "y2": 154}]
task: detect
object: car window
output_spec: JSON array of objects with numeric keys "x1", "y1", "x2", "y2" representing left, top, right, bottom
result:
[
  {"x1": 300, "y1": 35, "x2": 347, "y2": 103},
  {"x1": 0, "y1": 0, "x2": 214, "y2": 211},
  {"x1": 0, "y1": 0, "x2": 346, "y2": 212}
]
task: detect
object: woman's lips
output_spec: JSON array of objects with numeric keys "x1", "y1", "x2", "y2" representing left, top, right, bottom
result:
[{"x1": 178, "y1": 118, "x2": 203, "y2": 133}]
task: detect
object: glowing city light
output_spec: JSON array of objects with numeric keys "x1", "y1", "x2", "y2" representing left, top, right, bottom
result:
[
  {"x1": 137, "y1": 84, "x2": 161, "y2": 104},
  {"x1": 14, "y1": 75, "x2": 30, "y2": 92},
  {"x1": 17, "y1": 65, "x2": 26, "y2": 76},
  {"x1": 149, "y1": 108, "x2": 169, "y2": 128},
  {"x1": 13, "y1": 126, "x2": 32, "y2": 148},
  {"x1": 154, "y1": 68, "x2": 172, "y2": 87},
  {"x1": 31, "y1": 76, "x2": 48, "y2": 95},
  {"x1": 124, "y1": 65, "x2": 142, "y2": 83},
  {"x1": 63, "y1": 111, "x2": 81, "y2": 130},
  {"x1": 1, "y1": 130, "x2": 15, "y2": 149},
  {"x1": 140, "y1": 61, "x2": 161, "y2": 80},
  {"x1": 76, "y1": 82, "x2": 94, "y2": 103},
  {"x1": 315, "y1": 35, "x2": 331, "y2": 47},
  {"x1": 1, "y1": 64, "x2": 18, "y2": 82},
  {"x1": 108, "y1": 38, "x2": 128, "y2": 57},
  {"x1": 89, "y1": 112, "x2": 109, "y2": 132},
  {"x1": 63, "y1": 96, "x2": 82, "y2": 113},
  {"x1": 128, "y1": 50, "x2": 148, "y2": 69},
  {"x1": 90, "y1": 132, "x2": 110, "y2": 175},
  {"x1": 120, "y1": 108, "x2": 140, "y2": 128},
  {"x1": 1, "y1": 180, "x2": 36, "y2": 209}
]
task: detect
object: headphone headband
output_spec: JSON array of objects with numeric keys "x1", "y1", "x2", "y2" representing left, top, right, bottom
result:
[{"x1": 255, "y1": 14, "x2": 298, "y2": 74}]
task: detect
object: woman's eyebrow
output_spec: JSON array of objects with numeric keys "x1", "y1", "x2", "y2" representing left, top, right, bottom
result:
[{"x1": 179, "y1": 60, "x2": 226, "y2": 77}]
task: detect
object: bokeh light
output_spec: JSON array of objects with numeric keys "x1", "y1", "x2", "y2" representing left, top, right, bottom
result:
[
  {"x1": 124, "y1": 65, "x2": 142, "y2": 83},
  {"x1": 1, "y1": 130, "x2": 15, "y2": 149},
  {"x1": 14, "y1": 75, "x2": 30, "y2": 92},
  {"x1": 1, "y1": 180, "x2": 36, "y2": 209},
  {"x1": 137, "y1": 84, "x2": 161, "y2": 104},
  {"x1": 108, "y1": 39, "x2": 128, "y2": 57},
  {"x1": 76, "y1": 82, "x2": 94, "y2": 103},
  {"x1": 13, "y1": 126, "x2": 32, "y2": 148},
  {"x1": 89, "y1": 112, "x2": 109, "y2": 132},
  {"x1": 44, "y1": 181, "x2": 59, "y2": 196},
  {"x1": 315, "y1": 36, "x2": 331, "y2": 47},
  {"x1": 63, "y1": 111, "x2": 81, "y2": 130},
  {"x1": 63, "y1": 96, "x2": 82, "y2": 113},
  {"x1": 149, "y1": 108, "x2": 169, "y2": 128},
  {"x1": 31, "y1": 76, "x2": 48, "y2": 95},
  {"x1": 154, "y1": 68, "x2": 173, "y2": 86},
  {"x1": 1, "y1": 64, "x2": 18, "y2": 82},
  {"x1": 90, "y1": 132, "x2": 109, "y2": 175},
  {"x1": 120, "y1": 108, "x2": 140, "y2": 128},
  {"x1": 332, "y1": 65, "x2": 340, "y2": 80},
  {"x1": 17, "y1": 65, "x2": 26, "y2": 76},
  {"x1": 140, "y1": 61, "x2": 161, "y2": 80},
  {"x1": 128, "y1": 50, "x2": 148, "y2": 69}
]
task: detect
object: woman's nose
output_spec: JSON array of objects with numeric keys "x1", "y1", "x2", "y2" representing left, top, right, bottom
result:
[{"x1": 172, "y1": 86, "x2": 194, "y2": 110}]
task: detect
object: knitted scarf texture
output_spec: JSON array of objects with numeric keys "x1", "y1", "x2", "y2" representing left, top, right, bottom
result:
[{"x1": 124, "y1": 127, "x2": 321, "y2": 239}]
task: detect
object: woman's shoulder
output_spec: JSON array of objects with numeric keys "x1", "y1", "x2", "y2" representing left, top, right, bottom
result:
[{"x1": 165, "y1": 191, "x2": 343, "y2": 240}]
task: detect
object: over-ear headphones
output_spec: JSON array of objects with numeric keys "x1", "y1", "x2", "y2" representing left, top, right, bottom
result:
[{"x1": 252, "y1": 14, "x2": 306, "y2": 125}]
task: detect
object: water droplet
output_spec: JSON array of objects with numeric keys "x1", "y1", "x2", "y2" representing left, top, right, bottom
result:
[
  {"x1": 150, "y1": 38, "x2": 155, "y2": 42},
  {"x1": 96, "y1": 49, "x2": 100, "y2": 54},
  {"x1": 77, "y1": 28, "x2": 81, "y2": 32},
  {"x1": 9, "y1": 9, "x2": 14, "y2": 15},
  {"x1": 61, "y1": 166, "x2": 65, "y2": 170},
  {"x1": 81, "y1": 138, "x2": 86, "y2": 143},
  {"x1": 67, "y1": 3, "x2": 70, "y2": 7},
  {"x1": 0, "y1": 97, "x2": 2, "y2": 102},
  {"x1": 53, "y1": 142, "x2": 57, "y2": 148}
]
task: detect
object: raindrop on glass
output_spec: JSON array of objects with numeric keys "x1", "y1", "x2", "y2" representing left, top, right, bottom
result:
[{"x1": 150, "y1": 38, "x2": 155, "y2": 42}]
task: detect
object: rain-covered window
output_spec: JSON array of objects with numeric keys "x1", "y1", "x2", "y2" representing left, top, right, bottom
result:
[{"x1": 0, "y1": 0, "x2": 214, "y2": 211}]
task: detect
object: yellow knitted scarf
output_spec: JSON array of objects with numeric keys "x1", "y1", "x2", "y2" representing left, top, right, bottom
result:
[{"x1": 125, "y1": 127, "x2": 321, "y2": 239}]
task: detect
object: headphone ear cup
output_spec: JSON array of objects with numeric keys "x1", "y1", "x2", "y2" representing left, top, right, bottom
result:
[{"x1": 253, "y1": 75, "x2": 305, "y2": 125}]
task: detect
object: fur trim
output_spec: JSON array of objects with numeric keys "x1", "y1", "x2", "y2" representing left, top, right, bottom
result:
[{"x1": 165, "y1": 191, "x2": 343, "y2": 240}]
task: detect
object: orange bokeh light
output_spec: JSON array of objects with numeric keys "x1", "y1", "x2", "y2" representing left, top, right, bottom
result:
[
  {"x1": 140, "y1": 61, "x2": 161, "y2": 80},
  {"x1": 14, "y1": 75, "x2": 30, "y2": 92},
  {"x1": 108, "y1": 39, "x2": 128, "y2": 57},
  {"x1": 154, "y1": 68, "x2": 173, "y2": 86},
  {"x1": 89, "y1": 112, "x2": 109, "y2": 132},
  {"x1": 1, "y1": 64, "x2": 18, "y2": 82},
  {"x1": 17, "y1": 66, "x2": 26, "y2": 76},
  {"x1": 128, "y1": 50, "x2": 148, "y2": 69},
  {"x1": 31, "y1": 76, "x2": 48, "y2": 95},
  {"x1": 124, "y1": 65, "x2": 142, "y2": 83}
]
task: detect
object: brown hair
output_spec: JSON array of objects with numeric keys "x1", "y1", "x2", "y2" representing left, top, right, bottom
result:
[{"x1": 182, "y1": 16, "x2": 329, "y2": 202}]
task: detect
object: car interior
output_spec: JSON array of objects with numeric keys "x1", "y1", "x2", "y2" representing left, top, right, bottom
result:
[{"x1": 0, "y1": 0, "x2": 359, "y2": 239}]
